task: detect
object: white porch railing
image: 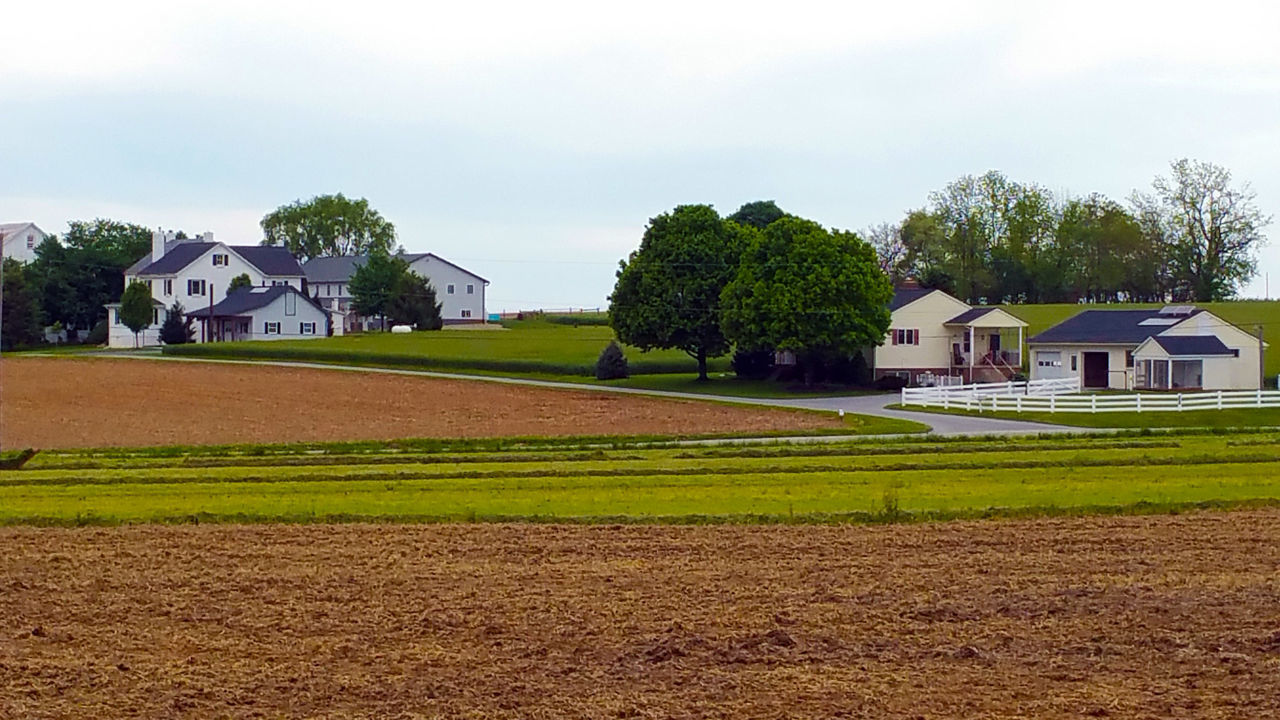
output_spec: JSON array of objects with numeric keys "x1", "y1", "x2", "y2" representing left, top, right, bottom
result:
[
  {"x1": 908, "y1": 388, "x2": 1280, "y2": 414},
  {"x1": 901, "y1": 377, "x2": 1080, "y2": 406}
]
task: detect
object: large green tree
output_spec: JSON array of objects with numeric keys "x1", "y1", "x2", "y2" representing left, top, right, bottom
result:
[
  {"x1": 1, "y1": 259, "x2": 44, "y2": 350},
  {"x1": 118, "y1": 280, "x2": 154, "y2": 348},
  {"x1": 348, "y1": 251, "x2": 410, "y2": 329},
  {"x1": 720, "y1": 217, "x2": 893, "y2": 385},
  {"x1": 609, "y1": 205, "x2": 747, "y2": 381},
  {"x1": 261, "y1": 194, "x2": 398, "y2": 261},
  {"x1": 1131, "y1": 159, "x2": 1269, "y2": 301},
  {"x1": 26, "y1": 220, "x2": 154, "y2": 334}
]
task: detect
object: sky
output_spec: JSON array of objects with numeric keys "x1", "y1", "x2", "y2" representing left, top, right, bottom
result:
[{"x1": 3, "y1": 0, "x2": 1279, "y2": 310}]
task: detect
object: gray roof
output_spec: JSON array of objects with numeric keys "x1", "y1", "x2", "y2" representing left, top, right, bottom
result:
[
  {"x1": 303, "y1": 252, "x2": 489, "y2": 284},
  {"x1": 945, "y1": 308, "x2": 996, "y2": 324},
  {"x1": 888, "y1": 286, "x2": 934, "y2": 311},
  {"x1": 1152, "y1": 335, "x2": 1235, "y2": 357},
  {"x1": 1028, "y1": 309, "x2": 1200, "y2": 345},
  {"x1": 187, "y1": 285, "x2": 321, "y2": 318},
  {"x1": 131, "y1": 242, "x2": 303, "y2": 277}
]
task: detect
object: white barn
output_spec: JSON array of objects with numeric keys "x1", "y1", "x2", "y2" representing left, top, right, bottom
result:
[{"x1": 303, "y1": 253, "x2": 488, "y2": 331}]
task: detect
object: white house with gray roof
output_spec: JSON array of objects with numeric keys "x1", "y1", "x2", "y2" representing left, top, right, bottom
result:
[
  {"x1": 107, "y1": 229, "x2": 313, "y2": 347},
  {"x1": 1027, "y1": 306, "x2": 1265, "y2": 390},
  {"x1": 187, "y1": 285, "x2": 332, "y2": 342},
  {"x1": 0, "y1": 222, "x2": 51, "y2": 264},
  {"x1": 303, "y1": 253, "x2": 488, "y2": 331}
]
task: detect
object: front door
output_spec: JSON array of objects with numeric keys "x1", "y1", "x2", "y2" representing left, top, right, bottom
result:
[{"x1": 1082, "y1": 352, "x2": 1109, "y2": 388}]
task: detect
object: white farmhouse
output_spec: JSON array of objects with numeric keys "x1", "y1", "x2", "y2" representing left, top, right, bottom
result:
[
  {"x1": 0, "y1": 222, "x2": 52, "y2": 264},
  {"x1": 106, "y1": 229, "x2": 313, "y2": 347},
  {"x1": 303, "y1": 253, "x2": 488, "y2": 331},
  {"x1": 1027, "y1": 305, "x2": 1265, "y2": 390}
]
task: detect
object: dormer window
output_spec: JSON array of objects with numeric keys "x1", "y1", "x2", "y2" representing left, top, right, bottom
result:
[{"x1": 212, "y1": 254, "x2": 229, "y2": 266}]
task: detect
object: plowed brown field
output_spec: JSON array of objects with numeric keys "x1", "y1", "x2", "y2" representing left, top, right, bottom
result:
[
  {"x1": 3, "y1": 511, "x2": 1279, "y2": 718},
  {"x1": 0, "y1": 357, "x2": 840, "y2": 448}
]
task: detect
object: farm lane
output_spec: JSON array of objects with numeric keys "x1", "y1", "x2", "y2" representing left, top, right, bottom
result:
[{"x1": 81, "y1": 351, "x2": 1070, "y2": 437}]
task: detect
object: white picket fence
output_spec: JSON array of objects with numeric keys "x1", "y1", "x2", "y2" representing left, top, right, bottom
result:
[
  {"x1": 906, "y1": 387, "x2": 1280, "y2": 414},
  {"x1": 901, "y1": 377, "x2": 1079, "y2": 407}
]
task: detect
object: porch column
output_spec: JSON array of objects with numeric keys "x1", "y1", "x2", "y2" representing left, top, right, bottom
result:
[
  {"x1": 1017, "y1": 326, "x2": 1023, "y2": 367},
  {"x1": 968, "y1": 326, "x2": 974, "y2": 369},
  {"x1": 1167, "y1": 358, "x2": 1173, "y2": 390}
]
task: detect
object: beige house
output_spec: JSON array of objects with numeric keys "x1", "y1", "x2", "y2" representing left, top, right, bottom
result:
[
  {"x1": 1028, "y1": 305, "x2": 1265, "y2": 390},
  {"x1": 873, "y1": 284, "x2": 1028, "y2": 385}
]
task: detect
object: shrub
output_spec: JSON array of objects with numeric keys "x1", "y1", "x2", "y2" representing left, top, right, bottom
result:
[
  {"x1": 874, "y1": 374, "x2": 909, "y2": 391},
  {"x1": 546, "y1": 313, "x2": 609, "y2": 327},
  {"x1": 731, "y1": 348, "x2": 774, "y2": 380},
  {"x1": 595, "y1": 341, "x2": 629, "y2": 380},
  {"x1": 85, "y1": 319, "x2": 108, "y2": 346},
  {"x1": 158, "y1": 301, "x2": 195, "y2": 345}
]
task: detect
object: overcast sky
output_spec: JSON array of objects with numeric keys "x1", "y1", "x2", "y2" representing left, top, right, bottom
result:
[{"x1": 4, "y1": 0, "x2": 1278, "y2": 309}]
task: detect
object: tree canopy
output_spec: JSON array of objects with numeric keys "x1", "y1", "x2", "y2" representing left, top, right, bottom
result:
[
  {"x1": 720, "y1": 217, "x2": 893, "y2": 383},
  {"x1": 609, "y1": 205, "x2": 747, "y2": 380},
  {"x1": 158, "y1": 300, "x2": 195, "y2": 344},
  {"x1": 727, "y1": 200, "x2": 788, "y2": 229},
  {"x1": 261, "y1": 194, "x2": 398, "y2": 262},
  {"x1": 1, "y1": 258, "x2": 44, "y2": 350},
  {"x1": 1131, "y1": 159, "x2": 1269, "y2": 301}
]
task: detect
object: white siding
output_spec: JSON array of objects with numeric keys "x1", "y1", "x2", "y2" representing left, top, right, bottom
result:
[
  {"x1": 873, "y1": 291, "x2": 970, "y2": 372},
  {"x1": 1158, "y1": 312, "x2": 1264, "y2": 390},
  {"x1": 407, "y1": 255, "x2": 486, "y2": 323},
  {"x1": 0, "y1": 223, "x2": 49, "y2": 264},
  {"x1": 1028, "y1": 344, "x2": 1131, "y2": 389}
]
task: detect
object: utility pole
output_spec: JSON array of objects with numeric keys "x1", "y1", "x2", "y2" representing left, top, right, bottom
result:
[
  {"x1": 1, "y1": 230, "x2": 6, "y2": 452},
  {"x1": 1260, "y1": 325, "x2": 1267, "y2": 389}
]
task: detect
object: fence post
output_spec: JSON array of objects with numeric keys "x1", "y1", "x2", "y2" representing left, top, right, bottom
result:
[
  {"x1": 1050, "y1": 395, "x2": 1056, "y2": 413},
  {"x1": 1178, "y1": 393, "x2": 1183, "y2": 411},
  {"x1": 1091, "y1": 395, "x2": 1096, "y2": 413},
  {"x1": 1258, "y1": 389, "x2": 1263, "y2": 408},
  {"x1": 1136, "y1": 394, "x2": 1142, "y2": 413},
  {"x1": 1218, "y1": 390, "x2": 1223, "y2": 410},
  {"x1": 1016, "y1": 396, "x2": 1022, "y2": 413}
]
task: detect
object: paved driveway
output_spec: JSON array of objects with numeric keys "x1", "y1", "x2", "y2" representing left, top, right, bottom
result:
[{"x1": 763, "y1": 393, "x2": 1073, "y2": 435}]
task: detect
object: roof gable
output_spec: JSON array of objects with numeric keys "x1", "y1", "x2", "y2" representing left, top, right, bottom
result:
[
  {"x1": 187, "y1": 284, "x2": 324, "y2": 317},
  {"x1": 1028, "y1": 309, "x2": 1177, "y2": 345},
  {"x1": 133, "y1": 242, "x2": 303, "y2": 277}
]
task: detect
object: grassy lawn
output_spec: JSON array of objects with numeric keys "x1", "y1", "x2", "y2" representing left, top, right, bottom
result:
[
  {"x1": 163, "y1": 317, "x2": 732, "y2": 377},
  {"x1": 892, "y1": 403, "x2": 1280, "y2": 429},
  {"x1": 4, "y1": 431, "x2": 1278, "y2": 525}
]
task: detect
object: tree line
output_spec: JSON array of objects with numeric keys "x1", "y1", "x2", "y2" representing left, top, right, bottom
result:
[{"x1": 869, "y1": 159, "x2": 1268, "y2": 304}]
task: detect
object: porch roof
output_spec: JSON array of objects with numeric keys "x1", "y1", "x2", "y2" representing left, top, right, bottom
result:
[
  {"x1": 1135, "y1": 335, "x2": 1237, "y2": 358},
  {"x1": 943, "y1": 307, "x2": 1028, "y2": 328}
]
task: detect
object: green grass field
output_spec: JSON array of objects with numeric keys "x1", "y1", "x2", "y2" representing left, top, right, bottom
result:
[{"x1": 5, "y1": 431, "x2": 1278, "y2": 526}]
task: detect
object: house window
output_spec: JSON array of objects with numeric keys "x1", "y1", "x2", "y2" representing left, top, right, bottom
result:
[
  {"x1": 1125, "y1": 350, "x2": 1134, "y2": 368},
  {"x1": 1036, "y1": 351, "x2": 1062, "y2": 368},
  {"x1": 187, "y1": 279, "x2": 206, "y2": 296},
  {"x1": 238, "y1": 320, "x2": 250, "y2": 334},
  {"x1": 300, "y1": 321, "x2": 316, "y2": 335},
  {"x1": 461, "y1": 309, "x2": 472, "y2": 318},
  {"x1": 113, "y1": 309, "x2": 121, "y2": 325},
  {"x1": 26, "y1": 235, "x2": 35, "y2": 249},
  {"x1": 466, "y1": 284, "x2": 474, "y2": 295},
  {"x1": 265, "y1": 321, "x2": 281, "y2": 334},
  {"x1": 212, "y1": 254, "x2": 229, "y2": 266},
  {"x1": 447, "y1": 284, "x2": 455, "y2": 294},
  {"x1": 892, "y1": 329, "x2": 919, "y2": 346},
  {"x1": 1070, "y1": 355, "x2": 1078, "y2": 372},
  {"x1": 270, "y1": 280, "x2": 286, "y2": 287},
  {"x1": 163, "y1": 279, "x2": 173, "y2": 295}
]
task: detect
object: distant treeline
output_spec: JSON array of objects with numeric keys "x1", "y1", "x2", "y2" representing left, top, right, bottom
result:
[{"x1": 866, "y1": 159, "x2": 1268, "y2": 304}]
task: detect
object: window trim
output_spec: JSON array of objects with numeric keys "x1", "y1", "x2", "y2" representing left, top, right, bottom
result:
[
  {"x1": 447, "y1": 284, "x2": 455, "y2": 295},
  {"x1": 264, "y1": 321, "x2": 281, "y2": 335},
  {"x1": 300, "y1": 321, "x2": 316, "y2": 335}
]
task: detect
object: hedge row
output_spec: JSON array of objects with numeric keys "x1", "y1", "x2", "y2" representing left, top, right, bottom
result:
[{"x1": 161, "y1": 343, "x2": 727, "y2": 377}]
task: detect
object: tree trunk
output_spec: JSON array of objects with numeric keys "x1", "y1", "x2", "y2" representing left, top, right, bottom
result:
[{"x1": 696, "y1": 348, "x2": 708, "y2": 382}]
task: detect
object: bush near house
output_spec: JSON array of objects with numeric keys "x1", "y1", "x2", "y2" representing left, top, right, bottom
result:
[{"x1": 595, "y1": 341, "x2": 629, "y2": 380}]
